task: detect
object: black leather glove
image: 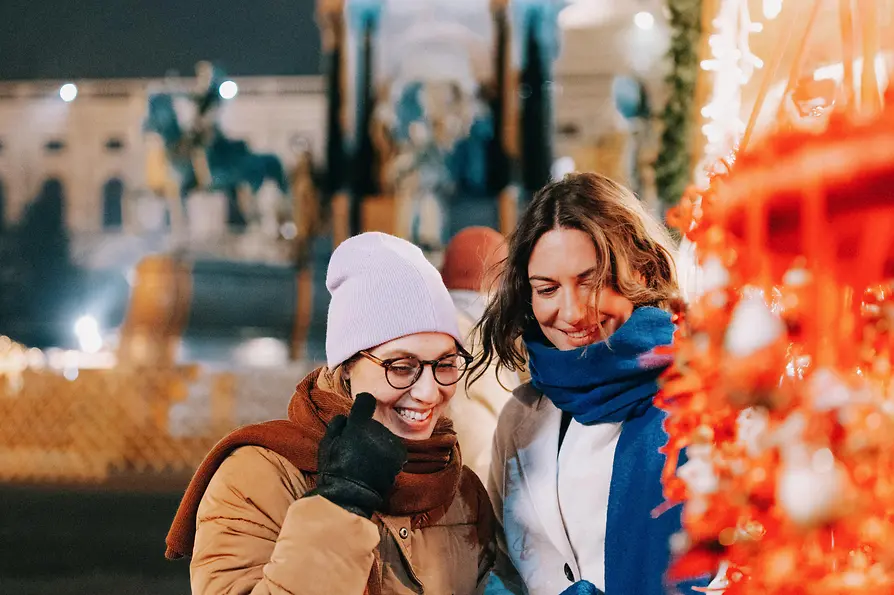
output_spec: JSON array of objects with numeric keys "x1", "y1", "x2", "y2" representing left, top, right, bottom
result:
[{"x1": 307, "y1": 392, "x2": 407, "y2": 518}]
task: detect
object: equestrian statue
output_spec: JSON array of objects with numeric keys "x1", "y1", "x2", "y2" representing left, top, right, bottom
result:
[{"x1": 143, "y1": 62, "x2": 291, "y2": 242}]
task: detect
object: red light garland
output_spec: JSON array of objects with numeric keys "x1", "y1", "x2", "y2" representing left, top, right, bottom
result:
[{"x1": 658, "y1": 90, "x2": 894, "y2": 594}]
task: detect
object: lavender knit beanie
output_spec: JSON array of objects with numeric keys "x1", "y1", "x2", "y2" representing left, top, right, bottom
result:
[{"x1": 325, "y1": 232, "x2": 462, "y2": 368}]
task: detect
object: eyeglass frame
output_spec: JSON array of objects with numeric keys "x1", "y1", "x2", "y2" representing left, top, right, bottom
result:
[{"x1": 357, "y1": 348, "x2": 473, "y2": 389}]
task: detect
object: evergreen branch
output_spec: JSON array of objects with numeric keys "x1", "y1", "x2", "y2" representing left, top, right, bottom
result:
[{"x1": 654, "y1": 0, "x2": 703, "y2": 208}]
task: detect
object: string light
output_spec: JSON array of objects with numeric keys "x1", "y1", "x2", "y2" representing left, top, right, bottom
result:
[
  {"x1": 218, "y1": 80, "x2": 238, "y2": 100},
  {"x1": 696, "y1": 0, "x2": 764, "y2": 185},
  {"x1": 635, "y1": 11, "x2": 656, "y2": 30},
  {"x1": 59, "y1": 83, "x2": 78, "y2": 102},
  {"x1": 763, "y1": 0, "x2": 783, "y2": 20}
]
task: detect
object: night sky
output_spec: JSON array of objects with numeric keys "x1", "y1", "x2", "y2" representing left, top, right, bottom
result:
[{"x1": 0, "y1": 0, "x2": 322, "y2": 81}]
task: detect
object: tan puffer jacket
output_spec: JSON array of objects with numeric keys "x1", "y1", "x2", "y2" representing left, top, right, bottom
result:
[{"x1": 190, "y1": 445, "x2": 496, "y2": 594}]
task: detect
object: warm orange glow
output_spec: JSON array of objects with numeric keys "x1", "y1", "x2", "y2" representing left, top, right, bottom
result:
[{"x1": 659, "y1": 88, "x2": 894, "y2": 593}]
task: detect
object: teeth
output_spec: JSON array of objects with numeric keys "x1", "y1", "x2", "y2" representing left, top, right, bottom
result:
[
  {"x1": 565, "y1": 323, "x2": 607, "y2": 339},
  {"x1": 396, "y1": 408, "x2": 432, "y2": 422}
]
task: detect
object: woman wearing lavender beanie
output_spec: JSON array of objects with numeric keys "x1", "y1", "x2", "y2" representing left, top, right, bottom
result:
[{"x1": 167, "y1": 232, "x2": 496, "y2": 594}]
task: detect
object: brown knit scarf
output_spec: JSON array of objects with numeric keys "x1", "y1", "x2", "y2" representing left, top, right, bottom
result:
[{"x1": 165, "y1": 367, "x2": 463, "y2": 575}]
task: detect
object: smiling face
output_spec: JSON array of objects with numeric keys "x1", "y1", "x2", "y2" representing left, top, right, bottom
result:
[
  {"x1": 528, "y1": 228, "x2": 635, "y2": 350},
  {"x1": 345, "y1": 332, "x2": 461, "y2": 440}
]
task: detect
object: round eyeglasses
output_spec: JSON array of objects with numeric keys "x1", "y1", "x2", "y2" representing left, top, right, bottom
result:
[{"x1": 358, "y1": 350, "x2": 473, "y2": 390}]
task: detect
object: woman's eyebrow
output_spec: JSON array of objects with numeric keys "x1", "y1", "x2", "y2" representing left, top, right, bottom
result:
[
  {"x1": 576, "y1": 267, "x2": 598, "y2": 279},
  {"x1": 529, "y1": 267, "x2": 597, "y2": 283}
]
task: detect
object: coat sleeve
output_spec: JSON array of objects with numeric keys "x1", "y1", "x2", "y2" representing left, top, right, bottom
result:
[
  {"x1": 450, "y1": 315, "x2": 517, "y2": 482},
  {"x1": 451, "y1": 373, "x2": 511, "y2": 481},
  {"x1": 483, "y1": 418, "x2": 527, "y2": 595},
  {"x1": 467, "y1": 469, "x2": 498, "y2": 595},
  {"x1": 190, "y1": 446, "x2": 380, "y2": 595}
]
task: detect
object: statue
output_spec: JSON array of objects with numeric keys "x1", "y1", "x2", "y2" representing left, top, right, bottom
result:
[
  {"x1": 289, "y1": 145, "x2": 325, "y2": 265},
  {"x1": 142, "y1": 63, "x2": 291, "y2": 243},
  {"x1": 389, "y1": 120, "x2": 453, "y2": 252},
  {"x1": 318, "y1": 0, "x2": 564, "y2": 245},
  {"x1": 379, "y1": 78, "x2": 491, "y2": 253},
  {"x1": 371, "y1": 0, "x2": 495, "y2": 252},
  {"x1": 189, "y1": 61, "x2": 227, "y2": 150}
]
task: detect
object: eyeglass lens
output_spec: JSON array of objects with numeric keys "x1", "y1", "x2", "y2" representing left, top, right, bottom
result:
[{"x1": 385, "y1": 355, "x2": 468, "y2": 389}]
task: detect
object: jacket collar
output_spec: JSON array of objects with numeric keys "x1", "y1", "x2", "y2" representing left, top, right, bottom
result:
[
  {"x1": 509, "y1": 384, "x2": 578, "y2": 571},
  {"x1": 511, "y1": 381, "x2": 549, "y2": 411}
]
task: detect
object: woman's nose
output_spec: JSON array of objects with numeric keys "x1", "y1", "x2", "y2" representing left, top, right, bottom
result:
[
  {"x1": 560, "y1": 290, "x2": 587, "y2": 325},
  {"x1": 409, "y1": 365, "x2": 440, "y2": 404}
]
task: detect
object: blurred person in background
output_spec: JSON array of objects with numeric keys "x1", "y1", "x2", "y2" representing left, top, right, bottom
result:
[
  {"x1": 166, "y1": 232, "x2": 495, "y2": 594},
  {"x1": 441, "y1": 226, "x2": 520, "y2": 481}
]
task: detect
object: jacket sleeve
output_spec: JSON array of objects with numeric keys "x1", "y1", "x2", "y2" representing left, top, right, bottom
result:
[
  {"x1": 469, "y1": 469, "x2": 498, "y2": 595},
  {"x1": 190, "y1": 446, "x2": 380, "y2": 595},
  {"x1": 451, "y1": 316, "x2": 517, "y2": 481},
  {"x1": 451, "y1": 377, "x2": 506, "y2": 481},
  {"x1": 484, "y1": 424, "x2": 527, "y2": 595}
]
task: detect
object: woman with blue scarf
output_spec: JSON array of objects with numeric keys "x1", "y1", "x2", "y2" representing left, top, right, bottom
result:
[{"x1": 471, "y1": 173, "x2": 717, "y2": 595}]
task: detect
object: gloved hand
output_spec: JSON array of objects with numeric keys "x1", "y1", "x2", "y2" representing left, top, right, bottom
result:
[
  {"x1": 307, "y1": 392, "x2": 407, "y2": 518},
  {"x1": 559, "y1": 580, "x2": 603, "y2": 595}
]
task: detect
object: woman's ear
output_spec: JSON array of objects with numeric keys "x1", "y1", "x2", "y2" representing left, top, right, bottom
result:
[{"x1": 338, "y1": 363, "x2": 353, "y2": 398}]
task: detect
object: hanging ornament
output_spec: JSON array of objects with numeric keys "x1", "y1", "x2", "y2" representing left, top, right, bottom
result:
[{"x1": 657, "y1": 0, "x2": 894, "y2": 584}]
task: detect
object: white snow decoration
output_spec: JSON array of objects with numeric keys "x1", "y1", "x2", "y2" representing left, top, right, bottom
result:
[
  {"x1": 777, "y1": 456, "x2": 843, "y2": 526},
  {"x1": 701, "y1": 256, "x2": 731, "y2": 294},
  {"x1": 724, "y1": 294, "x2": 785, "y2": 356},
  {"x1": 782, "y1": 266, "x2": 810, "y2": 286},
  {"x1": 678, "y1": 443, "x2": 719, "y2": 495},
  {"x1": 737, "y1": 406, "x2": 769, "y2": 457}
]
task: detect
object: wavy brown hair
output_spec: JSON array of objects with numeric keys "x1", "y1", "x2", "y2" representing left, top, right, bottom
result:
[{"x1": 469, "y1": 172, "x2": 679, "y2": 383}]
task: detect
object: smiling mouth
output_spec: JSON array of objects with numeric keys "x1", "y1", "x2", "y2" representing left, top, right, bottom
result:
[
  {"x1": 395, "y1": 407, "x2": 433, "y2": 424},
  {"x1": 561, "y1": 319, "x2": 608, "y2": 339},
  {"x1": 562, "y1": 328, "x2": 594, "y2": 339}
]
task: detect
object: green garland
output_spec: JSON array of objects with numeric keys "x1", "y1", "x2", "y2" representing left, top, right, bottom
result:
[{"x1": 654, "y1": 0, "x2": 703, "y2": 209}]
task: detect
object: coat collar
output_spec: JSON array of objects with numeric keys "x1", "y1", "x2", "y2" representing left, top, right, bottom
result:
[
  {"x1": 511, "y1": 381, "x2": 549, "y2": 411},
  {"x1": 510, "y1": 383, "x2": 578, "y2": 572}
]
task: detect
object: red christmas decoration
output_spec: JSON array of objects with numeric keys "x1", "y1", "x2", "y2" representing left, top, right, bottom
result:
[{"x1": 658, "y1": 79, "x2": 894, "y2": 593}]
